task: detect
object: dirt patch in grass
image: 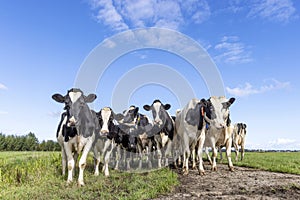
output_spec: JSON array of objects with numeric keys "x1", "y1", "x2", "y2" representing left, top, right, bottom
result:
[{"x1": 154, "y1": 163, "x2": 300, "y2": 200}]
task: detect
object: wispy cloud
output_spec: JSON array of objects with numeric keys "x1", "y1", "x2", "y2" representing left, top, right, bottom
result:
[
  {"x1": 89, "y1": 0, "x2": 211, "y2": 32},
  {"x1": 226, "y1": 79, "x2": 290, "y2": 97},
  {"x1": 248, "y1": 0, "x2": 297, "y2": 23},
  {"x1": 213, "y1": 36, "x2": 252, "y2": 64},
  {"x1": 47, "y1": 111, "x2": 62, "y2": 118},
  {"x1": 0, "y1": 83, "x2": 8, "y2": 90},
  {"x1": 247, "y1": 138, "x2": 300, "y2": 150}
]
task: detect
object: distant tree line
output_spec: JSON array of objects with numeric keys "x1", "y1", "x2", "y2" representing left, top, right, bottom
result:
[{"x1": 0, "y1": 132, "x2": 60, "y2": 151}]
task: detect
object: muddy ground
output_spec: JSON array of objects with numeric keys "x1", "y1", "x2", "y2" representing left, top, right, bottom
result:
[{"x1": 154, "y1": 163, "x2": 300, "y2": 200}]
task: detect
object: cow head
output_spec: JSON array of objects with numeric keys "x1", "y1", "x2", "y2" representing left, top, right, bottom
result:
[
  {"x1": 204, "y1": 96, "x2": 235, "y2": 129},
  {"x1": 143, "y1": 99, "x2": 171, "y2": 126},
  {"x1": 97, "y1": 107, "x2": 115, "y2": 136},
  {"x1": 52, "y1": 88, "x2": 97, "y2": 127},
  {"x1": 117, "y1": 105, "x2": 139, "y2": 124}
]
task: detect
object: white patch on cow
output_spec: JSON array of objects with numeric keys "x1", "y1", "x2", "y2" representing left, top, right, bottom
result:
[
  {"x1": 101, "y1": 108, "x2": 112, "y2": 133},
  {"x1": 209, "y1": 96, "x2": 229, "y2": 128},
  {"x1": 69, "y1": 91, "x2": 82, "y2": 103},
  {"x1": 153, "y1": 102, "x2": 162, "y2": 124}
]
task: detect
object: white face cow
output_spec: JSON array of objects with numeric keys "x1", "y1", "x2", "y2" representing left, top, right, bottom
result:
[
  {"x1": 52, "y1": 88, "x2": 97, "y2": 186},
  {"x1": 205, "y1": 96, "x2": 235, "y2": 129}
]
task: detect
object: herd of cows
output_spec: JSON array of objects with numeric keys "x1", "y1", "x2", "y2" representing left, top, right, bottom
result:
[{"x1": 52, "y1": 88, "x2": 247, "y2": 186}]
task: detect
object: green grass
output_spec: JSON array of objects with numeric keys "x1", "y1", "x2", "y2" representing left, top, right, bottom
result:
[
  {"x1": 0, "y1": 151, "x2": 178, "y2": 200},
  {"x1": 221, "y1": 151, "x2": 300, "y2": 175}
]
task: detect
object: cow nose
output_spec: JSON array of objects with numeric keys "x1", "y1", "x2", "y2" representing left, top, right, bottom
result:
[
  {"x1": 68, "y1": 116, "x2": 76, "y2": 126},
  {"x1": 100, "y1": 129, "x2": 109, "y2": 135}
]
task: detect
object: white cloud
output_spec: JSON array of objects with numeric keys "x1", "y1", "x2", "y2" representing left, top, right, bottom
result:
[
  {"x1": 226, "y1": 79, "x2": 290, "y2": 97},
  {"x1": 0, "y1": 83, "x2": 8, "y2": 90},
  {"x1": 247, "y1": 139, "x2": 300, "y2": 150},
  {"x1": 89, "y1": 0, "x2": 211, "y2": 32},
  {"x1": 214, "y1": 36, "x2": 252, "y2": 64}
]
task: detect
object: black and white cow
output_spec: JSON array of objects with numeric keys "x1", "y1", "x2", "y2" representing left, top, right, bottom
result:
[
  {"x1": 175, "y1": 98, "x2": 207, "y2": 175},
  {"x1": 203, "y1": 96, "x2": 235, "y2": 172},
  {"x1": 93, "y1": 107, "x2": 117, "y2": 177},
  {"x1": 232, "y1": 123, "x2": 247, "y2": 161},
  {"x1": 116, "y1": 105, "x2": 154, "y2": 169},
  {"x1": 143, "y1": 100, "x2": 175, "y2": 168},
  {"x1": 52, "y1": 88, "x2": 97, "y2": 186}
]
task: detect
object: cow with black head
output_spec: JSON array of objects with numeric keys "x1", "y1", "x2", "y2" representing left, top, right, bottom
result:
[
  {"x1": 143, "y1": 100, "x2": 175, "y2": 168},
  {"x1": 52, "y1": 88, "x2": 97, "y2": 186}
]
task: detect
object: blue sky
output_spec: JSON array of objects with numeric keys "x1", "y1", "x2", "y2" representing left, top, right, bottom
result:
[{"x1": 0, "y1": 0, "x2": 300, "y2": 150}]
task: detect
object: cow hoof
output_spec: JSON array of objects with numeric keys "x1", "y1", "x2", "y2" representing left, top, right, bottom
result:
[
  {"x1": 192, "y1": 165, "x2": 197, "y2": 170},
  {"x1": 212, "y1": 166, "x2": 217, "y2": 171},
  {"x1": 198, "y1": 170, "x2": 205, "y2": 176},
  {"x1": 78, "y1": 182, "x2": 85, "y2": 187},
  {"x1": 229, "y1": 167, "x2": 234, "y2": 172},
  {"x1": 182, "y1": 170, "x2": 189, "y2": 175}
]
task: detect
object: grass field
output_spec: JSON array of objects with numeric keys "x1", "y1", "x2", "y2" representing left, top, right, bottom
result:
[
  {"x1": 1, "y1": 151, "x2": 300, "y2": 199},
  {"x1": 0, "y1": 151, "x2": 178, "y2": 200},
  {"x1": 220, "y1": 151, "x2": 300, "y2": 175}
]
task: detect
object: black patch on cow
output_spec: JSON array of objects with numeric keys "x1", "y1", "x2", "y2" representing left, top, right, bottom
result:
[
  {"x1": 226, "y1": 114, "x2": 231, "y2": 127},
  {"x1": 205, "y1": 99, "x2": 216, "y2": 121},
  {"x1": 56, "y1": 112, "x2": 67, "y2": 138},
  {"x1": 63, "y1": 124, "x2": 78, "y2": 142},
  {"x1": 185, "y1": 102, "x2": 204, "y2": 130}
]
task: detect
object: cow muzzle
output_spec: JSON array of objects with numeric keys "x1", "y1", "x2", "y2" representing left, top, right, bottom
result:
[{"x1": 68, "y1": 116, "x2": 76, "y2": 126}]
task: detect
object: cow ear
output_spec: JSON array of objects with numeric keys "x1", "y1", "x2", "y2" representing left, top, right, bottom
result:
[
  {"x1": 85, "y1": 94, "x2": 97, "y2": 103},
  {"x1": 228, "y1": 97, "x2": 235, "y2": 105},
  {"x1": 134, "y1": 107, "x2": 139, "y2": 115},
  {"x1": 164, "y1": 104, "x2": 171, "y2": 110},
  {"x1": 52, "y1": 94, "x2": 65, "y2": 103},
  {"x1": 200, "y1": 98, "x2": 207, "y2": 107},
  {"x1": 143, "y1": 105, "x2": 151, "y2": 111}
]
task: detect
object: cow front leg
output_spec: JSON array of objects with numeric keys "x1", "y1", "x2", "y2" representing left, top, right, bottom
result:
[
  {"x1": 93, "y1": 148, "x2": 101, "y2": 176},
  {"x1": 104, "y1": 141, "x2": 115, "y2": 176},
  {"x1": 211, "y1": 147, "x2": 218, "y2": 171},
  {"x1": 78, "y1": 139, "x2": 93, "y2": 187},
  {"x1": 61, "y1": 148, "x2": 67, "y2": 176},
  {"x1": 226, "y1": 139, "x2": 234, "y2": 172}
]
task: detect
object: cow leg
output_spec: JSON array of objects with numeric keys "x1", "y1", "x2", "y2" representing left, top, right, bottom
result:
[
  {"x1": 219, "y1": 147, "x2": 223, "y2": 161},
  {"x1": 164, "y1": 140, "x2": 172, "y2": 167},
  {"x1": 93, "y1": 146, "x2": 101, "y2": 176},
  {"x1": 191, "y1": 148, "x2": 196, "y2": 169},
  {"x1": 61, "y1": 147, "x2": 67, "y2": 176},
  {"x1": 197, "y1": 130, "x2": 206, "y2": 175},
  {"x1": 211, "y1": 146, "x2": 218, "y2": 171},
  {"x1": 137, "y1": 144, "x2": 143, "y2": 170},
  {"x1": 126, "y1": 151, "x2": 131, "y2": 170},
  {"x1": 101, "y1": 139, "x2": 111, "y2": 173},
  {"x1": 205, "y1": 147, "x2": 212, "y2": 165},
  {"x1": 104, "y1": 140, "x2": 115, "y2": 177},
  {"x1": 233, "y1": 143, "x2": 239, "y2": 161},
  {"x1": 63, "y1": 142, "x2": 75, "y2": 184},
  {"x1": 114, "y1": 145, "x2": 121, "y2": 170},
  {"x1": 241, "y1": 143, "x2": 245, "y2": 161},
  {"x1": 225, "y1": 139, "x2": 234, "y2": 172},
  {"x1": 78, "y1": 138, "x2": 93, "y2": 187}
]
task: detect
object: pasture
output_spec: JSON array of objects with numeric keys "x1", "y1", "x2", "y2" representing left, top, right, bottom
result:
[
  {"x1": 1, "y1": 151, "x2": 300, "y2": 199},
  {"x1": 0, "y1": 151, "x2": 178, "y2": 199}
]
